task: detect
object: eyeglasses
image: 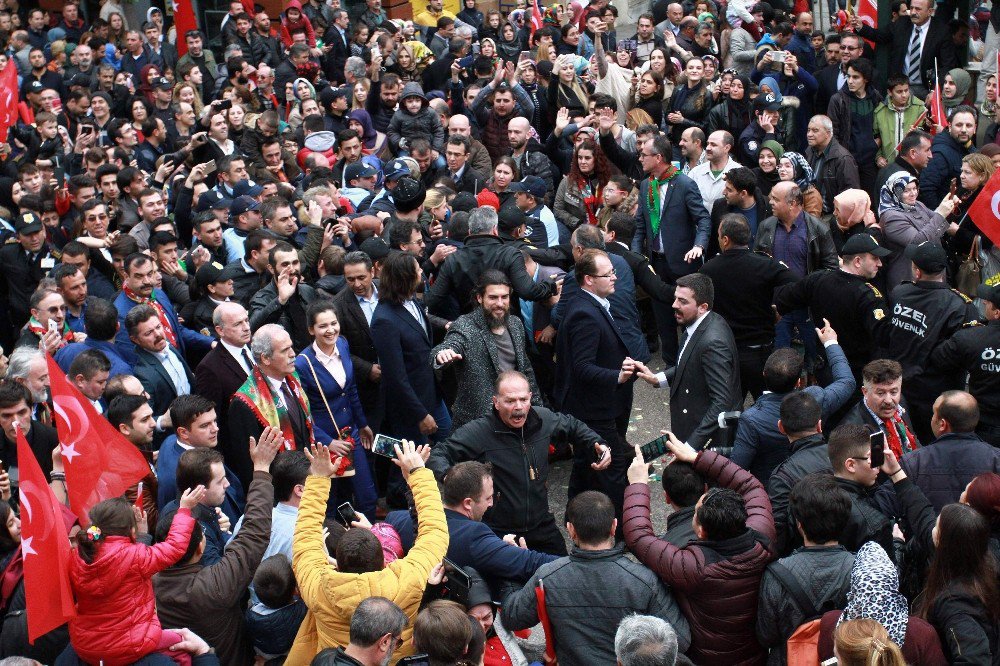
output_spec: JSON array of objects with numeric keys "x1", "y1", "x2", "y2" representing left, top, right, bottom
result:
[
  {"x1": 849, "y1": 455, "x2": 872, "y2": 462},
  {"x1": 45, "y1": 306, "x2": 67, "y2": 314},
  {"x1": 589, "y1": 269, "x2": 616, "y2": 279}
]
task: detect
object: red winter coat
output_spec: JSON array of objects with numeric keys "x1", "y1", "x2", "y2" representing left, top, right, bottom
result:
[
  {"x1": 68, "y1": 508, "x2": 195, "y2": 666},
  {"x1": 280, "y1": 0, "x2": 317, "y2": 47},
  {"x1": 624, "y1": 451, "x2": 776, "y2": 665}
]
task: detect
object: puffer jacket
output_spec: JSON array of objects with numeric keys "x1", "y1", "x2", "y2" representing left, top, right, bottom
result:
[
  {"x1": 68, "y1": 509, "x2": 195, "y2": 666},
  {"x1": 516, "y1": 138, "x2": 556, "y2": 207},
  {"x1": 287, "y1": 467, "x2": 448, "y2": 663},
  {"x1": 553, "y1": 175, "x2": 602, "y2": 230},
  {"x1": 501, "y1": 544, "x2": 692, "y2": 665},
  {"x1": 899, "y1": 432, "x2": 1000, "y2": 514},
  {"x1": 386, "y1": 82, "x2": 445, "y2": 153},
  {"x1": 624, "y1": 451, "x2": 776, "y2": 665},
  {"x1": 918, "y1": 130, "x2": 973, "y2": 209}
]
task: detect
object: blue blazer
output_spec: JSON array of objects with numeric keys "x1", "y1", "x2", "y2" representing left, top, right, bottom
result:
[
  {"x1": 386, "y1": 508, "x2": 558, "y2": 585},
  {"x1": 370, "y1": 300, "x2": 440, "y2": 439},
  {"x1": 553, "y1": 290, "x2": 633, "y2": 422},
  {"x1": 155, "y1": 435, "x2": 246, "y2": 524},
  {"x1": 55, "y1": 338, "x2": 133, "y2": 378},
  {"x1": 632, "y1": 173, "x2": 711, "y2": 277},
  {"x1": 113, "y1": 288, "x2": 214, "y2": 365},
  {"x1": 295, "y1": 338, "x2": 368, "y2": 445},
  {"x1": 551, "y1": 252, "x2": 650, "y2": 363}
]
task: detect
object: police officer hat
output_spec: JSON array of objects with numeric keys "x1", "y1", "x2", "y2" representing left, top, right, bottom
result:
[
  {"x1": 904, "y1": 241, "x2": 948, "y2": 274},
  {"x1": 839, "y1": 233, "x2": 891, "y2": 257}
]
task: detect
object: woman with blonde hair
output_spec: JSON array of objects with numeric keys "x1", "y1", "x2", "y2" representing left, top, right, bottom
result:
[
  {"x1": 625, "y1": 108, "x2": 654, "y2": 131},
  {"x1": 834, "y1": 619, "x2": 907, "y2": 666},
  {"x1": 352, "y1": 79, "x2": 370, "y2": 110},
  {"x1": 390, "y1": 41, "x2": 433, "y2": 82},
  {"x1": 172, "y1": 81, "x2": 204, "y2": 116}
]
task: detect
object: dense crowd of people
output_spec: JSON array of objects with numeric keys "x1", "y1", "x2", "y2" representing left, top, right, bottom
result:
[{"x1": 0, "y1": 0, "x2": 995, "y2": 663}]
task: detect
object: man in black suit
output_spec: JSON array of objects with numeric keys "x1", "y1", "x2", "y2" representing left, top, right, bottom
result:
[
  {"x1": 333, "y1": 251, "x2": 384, "y2": 432},
  {"x1": 814, "y1": 33, "x2": 862, "y2": 116},
  {"x1": 228, "y1": 324, "x2": 313, "y2": 490},
  {"x1": 438, "y1": 135, "x2": 488, "y2": 195},
  {"x1": 854, "y1": 0, "x2": 957, "y2": 99},
  {"x1": 835, "y1": 359, "x2": 919, "y2": 451},
  {"x1": 554, "y1": 249, "x2": 625, "y2": 521},
  {"x1": 322, "y1": 9, "x2": 352, "y2": 84},
  {"x1": 194, "y1": 302, "x2": 254, "y2": 436},
  {"x1": 127, "y1": 304, "x2": 196, "y2": 420},
  {"x1": 632, "y1": 135, "x2": 711, "y2": 368},
  {"x1": 638, "y1": 273, "x2": 742, "y2": 450}
]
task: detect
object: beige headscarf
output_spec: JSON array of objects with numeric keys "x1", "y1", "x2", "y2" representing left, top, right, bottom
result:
[{"x1": 833, "y1": 189, "x2": 876, "y2": 231}]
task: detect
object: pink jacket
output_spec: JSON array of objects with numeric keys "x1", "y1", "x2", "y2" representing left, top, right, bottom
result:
[
  {"x1": 280, "y1": 0, "x2": 317, "y2": 47},
  {"x1": 69, "y1": 508, "x2": 195, "y2": 666}
]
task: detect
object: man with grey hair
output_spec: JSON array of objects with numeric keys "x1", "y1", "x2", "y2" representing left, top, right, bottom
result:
[
  {"x1": 325, "y1": 597, "x2": 410, "y2": 665},
  {"x1": 196, "y1": 302, "x2": 254, "y2": 439},
  {"x1": 803, "y1": 114, "x2": 860, "y2": 215},
  {"x1": 5, "y1": 347, "x2": 51, "y2": 424},
  {"x1": 228, "y1": 324, "x2": 312, "y2": 489},
  {"x1": 344, "y1": 56, "x2": 367, "y2": 86},
  {"x1": 426, "y1": 206, "x2": 558, "y2": 319},
  {"x1": 615, "y1": 614, "x2": 680, "y2": 666}
]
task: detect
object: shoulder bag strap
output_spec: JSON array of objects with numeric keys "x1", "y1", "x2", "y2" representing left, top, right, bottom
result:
[{"x1": 301, "y1": 353, "x2": 341, "y2": 438}]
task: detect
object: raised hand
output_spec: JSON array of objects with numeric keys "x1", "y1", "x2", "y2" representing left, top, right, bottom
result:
[{"x1": 179, "y1": 485, "x2": 207, "y2": 510}]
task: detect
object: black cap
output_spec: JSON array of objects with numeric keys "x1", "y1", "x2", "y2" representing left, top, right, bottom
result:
[
  {"x1": 195, "y1": 261, "x2": 240, "y2": 288},
  {"x1": 498, "y1": 204, "x2": 526, "y2": 237},
  {"x1": 27, "y1": 81, "x2": 44, "y2": 94},
  {"x1": 450, "y1": 192, "x2": 478, "y2": 212},
  {"x1": 393, "y1": 176, "x2": 426, "y2": 213},
  {"x1": 904, "y1": 241, "x2": 948, "y2": 274},
  {"x1": 753, "y1": 92, "x2": 782, "y2": 113},
  {"x1": 15, "y1": 211, "x2": 42, "y2": 235},
  {"x1": 977, "y1": 284, "x2": 1000, "y2": 307},
  {"x1": 839, "y1": 233, "x2": 891, "y2": 257},
  {"x1": 359, "y1": 237, "x2": 391, "y2": 262},
  {"x1": 153, "y1": 76, "x2": 172, "y2": 90},
  {"x1": 464, "y1": 566, "x2": 493, "y2": 608}
]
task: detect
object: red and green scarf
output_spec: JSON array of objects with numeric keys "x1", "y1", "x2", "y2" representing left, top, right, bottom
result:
[
  {"x1": 123, "y1": 284, "x2": 179, "y2": 348},
  {"x1": 647, "y1": 165, "x2": 680, "y2": 238},
  {"x1": 578, "y1": 177, "x2": 603, "y2": 227},
  {"x1": 27, "y1": 317, "x2": 73, "y2": 348},
  {"x1": 233, "y1": 365, "x2": 314, "y2": 451},
  {"x1": 882, "y1": 411, "x2": 918, "y2": 459}
]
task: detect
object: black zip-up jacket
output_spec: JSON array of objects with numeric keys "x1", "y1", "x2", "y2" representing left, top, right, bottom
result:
[
  {"x1": 425, "y1": 234, "x2": 557, "y2": 319},
  {"x1": 427, "y1": 407, "x2": 602, "y2": 533},
  {"x1": 767, "y1": 434, "x2": 832, "y2": 555}
]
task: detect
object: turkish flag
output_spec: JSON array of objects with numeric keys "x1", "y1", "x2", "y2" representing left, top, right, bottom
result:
[
  {"x1": 530, "y1": 0, "x2": 544, "y2": 36},
  {"x1": 46, "y1": 355, "x2": 150, "y2": 524},
  {"x1": 0, "y1": 61, "x2": 19, "y2": 142},
  {"x1": 928, "y1": 83, "x2": 948, "y2": 133},
  {"x1": 855, "y1": 0, "x2": 877, "y2": 48},
  {"x1": 172, "y1": 0, "x2": 199, "y2": 57},
  {"x1": 967, "y1": 169, "x2": 1000, "y2": 248},
  {"x1": 16, "y1": 426, "x2": 76, "y2": 642}
]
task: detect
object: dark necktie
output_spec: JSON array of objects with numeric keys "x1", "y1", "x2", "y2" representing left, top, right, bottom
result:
[
  {"x1": 281, "y1": 382, "x2": 304, "y2": 439},
  {"x1": 241, "y1": 348, "x2": 254, "y2": 374},
  {"x1": 678, "y1": 329, "x2": 690, "y2": 361}
]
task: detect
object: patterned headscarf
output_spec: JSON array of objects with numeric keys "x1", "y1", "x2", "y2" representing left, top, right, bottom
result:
[
  {"x1": 543, "y1": 5, "x2": 561, "y2": 27},
  {"x1": 837, "y1": 542, "x2": 909, "y2": 646},
  {"x1": 879, "y1": 171, "x2": 919, "y2": 216},
  {"x1": 780, "y1": 151, "x2": 814, "y2": 190}
]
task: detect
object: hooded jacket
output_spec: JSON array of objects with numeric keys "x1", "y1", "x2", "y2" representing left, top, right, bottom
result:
[
  {"x1": 68, "y1": 509, "x2": 195, "y2": 666},
  {"x1": 386, "y1": 82, "x2": 445, "y2": 153},
  {"x1": 280, "y1": 0, "x2": 317, "y2": 47}
]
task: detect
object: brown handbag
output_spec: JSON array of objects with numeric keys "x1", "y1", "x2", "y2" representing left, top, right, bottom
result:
[{"x1": 956, "y1": 235, "x2": 983, "y2": 298}]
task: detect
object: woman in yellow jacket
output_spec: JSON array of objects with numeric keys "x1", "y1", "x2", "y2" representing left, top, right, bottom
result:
[{"x1": 288, "y1": 440, "x2": 449, "y2": 664}]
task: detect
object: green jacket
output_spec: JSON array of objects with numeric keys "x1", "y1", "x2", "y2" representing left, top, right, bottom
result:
[{"x1": 873, "y1": 96, "x2": 925, "y2": 162}]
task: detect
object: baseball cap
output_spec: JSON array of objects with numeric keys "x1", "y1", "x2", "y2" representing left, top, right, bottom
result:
[
  {"x1": 197, "y1": 190, "x2": 232, "y2": 212},
  {"x1": 977, "y1": 284, "x2": 1000, "y2": 307},
  {"x1": 383, "y1": 158, "x2": 411, "y2": 181},
  {"x1": 232, "y1": 195, "x2": 260, "y2": 217},
  {"x1": 904, "y1": 241, "x2": 948, "y2": 274},
  {"x1": 839, "y1": 233, "x2": 892, "y2": 257},
  {"x1": 27, "y1": 81, "x2": 44, "y2": 94},
  {"x1": 359, "y1": 237, "x2": 391, "y2": 262},
  {"x1": 153, "y1": 76, "x2": 172, "y2": 90},
  {"x1": 232, "y1": 179, "x2": 264, "y2": 197},
  {"x1": 195, "y1": 261, "x2": 240, "y2": 289},
  {"x1": 753, "y1": 92, "x2": 782, "y2": 113},
  {"x1": 508, "y1": 175, "x2": 547, "y2": 200},
  {"x1": 498, "y1": 205, "x2": 527, "y2": 237},
  {"x1": 15, "y1": 211, "x2": 42, "y2": 235},
  {"x1": 69, "y1": 74, "x2": 91, "y2": 88},
  {"x1": 450, "y1": 192, "x2": 478, "y2": 213},
  {"x1": 344, "y1": 161, "x2": 379, "y2": 182}
]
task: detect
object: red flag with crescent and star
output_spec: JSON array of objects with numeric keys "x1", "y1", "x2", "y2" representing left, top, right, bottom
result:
[
  {"x1": 967, "y1": 168, "x2": 1000, "y2": 249},
  {"x1": 15, "y1": 425, "x2": 76, "y2": 642},
  {"x1": 172, "y1": 0, "x2": 199, "y2": 56},
  {"x1": 45, "y1": 354, "x2": 150, "y2": 524},
  {"x1": 0, "y1": 60, "x2": 19, "y2": 142}
]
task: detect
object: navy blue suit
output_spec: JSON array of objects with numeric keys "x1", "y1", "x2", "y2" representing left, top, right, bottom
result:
[
  {"x1": 295, "y1": 339, "x2": 377, "y2": 518},
  {"x1": 386, "y1": 508, "x2": 559, "y2": 588},
  {"x1": 113, "y1": 288, "x2": 213, "y2": 365},
  {"x1": 132, "y1": 346, "x2": 195, "y2": 419},
  {"x1": 369, "y1": 301, "x2": 446, "y2": 442},
  {"x1": 554, "y1": 290, "x2": 633, "y2": 526},
  {"x1": 155, "y1": 435, "x2": 246, "y2": 525},
  {"x1": 551, "y1": 253, "x2": 650, "y2": 363}
]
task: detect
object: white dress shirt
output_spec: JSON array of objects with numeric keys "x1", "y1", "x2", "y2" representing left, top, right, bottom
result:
[
  {"x1": 157, "y1": 347, "x2": 190, "y2": 395},
  {"x1": 313, "y1": 342, "x2": 347, "y2": 388},
  {"x1": 221, "y1": 339, "x2": 254, "y2": 375}
]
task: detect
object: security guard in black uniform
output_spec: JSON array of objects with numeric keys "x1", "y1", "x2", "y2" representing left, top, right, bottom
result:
[
  {"x1": 0, "y1": 212, "x2": 58, "y2": 351},
  {"x1": 931, "y1": 284, "x2": 1000, "y2": 446},
  {"x1": 884, "y1": 242, "x2": 981, "y2": 444},
  {"x1": 774, "y1": 233, "x2": 891, "y2": 389},
  {"x1": 701, "y1": 212, "x2": 797, "y2": 399}
]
